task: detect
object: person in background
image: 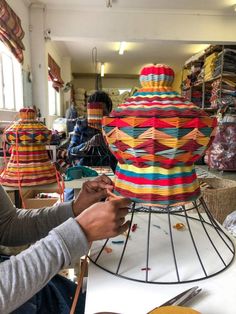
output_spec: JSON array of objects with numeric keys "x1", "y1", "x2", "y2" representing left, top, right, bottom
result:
[
  {"x1": 65, "y1": 91, "x2": 117, "y2": 201},
  {"x1": 65, "y1": 101, "x2": 78, "y2": 134},
  {"x1": 0, "y1": 174, "x2": 130, "y2": 313}
]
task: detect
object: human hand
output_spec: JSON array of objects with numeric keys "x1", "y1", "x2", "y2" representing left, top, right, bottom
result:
[
  {"x1": 76, "y1": 197, "x2": 131, "y2": 241},
  {"x1": 72, "y1": 174, "x2": 114, "y2": 216}
]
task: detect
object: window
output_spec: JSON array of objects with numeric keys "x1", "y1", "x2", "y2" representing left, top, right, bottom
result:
[
  {"x1": 0, "y1": 41, "x2": 23, "y2": 111},
  {"x1": 119, "y1": 88, "x2": 131, "y2": 95},
  {"x1": 48, "y1": 79, "x2": 60, "y2": 116}
]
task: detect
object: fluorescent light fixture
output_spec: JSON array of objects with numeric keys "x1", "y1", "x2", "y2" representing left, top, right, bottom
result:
[
  {"x1": 101, "y1": 63, "x2": 105, "y2": 77},
  {"x1": 119, "y1": 41, "x2": 126, "y2": 55}
]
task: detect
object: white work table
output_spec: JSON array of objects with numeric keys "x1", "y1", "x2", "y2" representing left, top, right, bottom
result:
[{"x1": 85, "y1": 212, "x2": 236, "y2": 314}]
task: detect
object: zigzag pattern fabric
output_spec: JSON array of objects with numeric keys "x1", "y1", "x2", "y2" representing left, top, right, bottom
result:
[
  {"x1": 0, "y1": 108, "x2": 57, "y2": 186},
  {"x1": 102, "y1": 64, "x2": 217, "y2": 206}
]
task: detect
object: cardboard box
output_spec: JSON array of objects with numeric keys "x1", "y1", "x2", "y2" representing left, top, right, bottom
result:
[{"x1": 23, "y1": 189, "x2": 60, "y2": 209}]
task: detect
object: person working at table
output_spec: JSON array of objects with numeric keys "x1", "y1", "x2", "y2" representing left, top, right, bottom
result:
[
  {"x1": 0, "y1": 174, "x2": 130, "y2": 313},
  {"x1": 65, "y1": 90, "x2": 117, "y2": 201}
]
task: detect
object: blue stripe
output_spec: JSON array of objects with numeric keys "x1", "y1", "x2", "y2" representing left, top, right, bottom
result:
[{"x1": 116, "y1": 166, "x2": 195, "y2": 179}]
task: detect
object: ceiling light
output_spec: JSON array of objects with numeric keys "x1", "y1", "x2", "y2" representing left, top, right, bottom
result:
[
  {"x1": 119, "y1": 42, "x2": 126, "y2": 55},
  {"x1": 101, "y1": 63, "x2": 105, "y2": 77}
]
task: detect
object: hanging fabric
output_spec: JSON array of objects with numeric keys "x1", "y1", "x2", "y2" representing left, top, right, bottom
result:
[
  {"x1": 0, "y1": 0, "x2": 25, "y2": 63},
  {"x1": 48, "y1": 54, "x2": 64, "y2": 91}
]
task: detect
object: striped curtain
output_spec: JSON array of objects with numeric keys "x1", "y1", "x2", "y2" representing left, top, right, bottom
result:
[
  {"x1": 48, "y1": 54, "x2": 64, "y2": 91},
  {"x1": 0, "y1": 0, "x2": 25, "y2": 63}
]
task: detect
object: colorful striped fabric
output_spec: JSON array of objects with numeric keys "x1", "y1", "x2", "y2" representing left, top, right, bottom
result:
[
  {"x1": 102, "y1": 64, "x2": 217, "y2": 206},
  {"x1": 0, "y1": 108, "x2": 57, "y2": 186},
  {"x1": 0, "y1": 0, "x2": 25, "y2": 63},
  {"x1": 87, "y1": 102, "x2": 104, "y2": 130}
]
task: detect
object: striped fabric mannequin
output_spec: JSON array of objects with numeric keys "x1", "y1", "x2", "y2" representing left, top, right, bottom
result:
[{"x1": 0, "y1": 108, "x2": 57, "y2": 186}]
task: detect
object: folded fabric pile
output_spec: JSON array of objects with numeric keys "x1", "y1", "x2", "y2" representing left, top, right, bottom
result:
[
  {"x1": 204, "y1": 52, "x2": 218, "y2": 81},
  {"x1": 210, "y1": 78, "x2": 236, "y2": 109},
  {"x1": 74, "y1": 88, "x2": 87, "y2": 116},
  {"x1": 207, "y1": 119, "x2": 236, "y2": 171},
  {"x1": 213, "y1": 48, "x2": 236, "y2": 77},
  {"x1": 191, "y1": 89, "x2": 202, "y2": 107}
]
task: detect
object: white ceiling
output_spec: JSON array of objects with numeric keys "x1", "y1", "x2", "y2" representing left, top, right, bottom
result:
[
  {"x1": 35, "y1": 0, "x2": 235, "y2": 12},
  {"x1": 30, "y1": 0, "x2": 236, "y2": 75}
]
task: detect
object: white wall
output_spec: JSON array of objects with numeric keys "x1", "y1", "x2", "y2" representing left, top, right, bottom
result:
[
  {"x1": 48, "y1": 8, "x2": 236, "y2": 43},
  {"x1": 73, "y1": 77, "x2": 139, "y2": 92},
  {"x1": 46, "y1": 41, "x2": 72, "y2": 127}
]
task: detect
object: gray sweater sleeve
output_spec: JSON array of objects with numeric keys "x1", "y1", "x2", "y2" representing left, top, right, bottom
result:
[
  {"x1": 0, "y1": 185, "x2": 74, "y2": 245},
  {"x1": 0, "y1": 186, "x2": 89, "y2": 313}
]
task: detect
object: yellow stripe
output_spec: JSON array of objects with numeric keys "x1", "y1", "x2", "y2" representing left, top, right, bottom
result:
[
  {"x1": 118, "y1": 164, "x2": 194, "y2": 175},
  {"x1": 120, "y1": 104, "x2": 196, "y2": 109},
  {"x1": 12, "y1": 146, "x2": 47, "y2": 151},
  {"x1": 115, "y1": 180, "x2": 199, "y2": 196},
  {"x1": 7, "y1": 164, "x2": 53, "y2": 171}
]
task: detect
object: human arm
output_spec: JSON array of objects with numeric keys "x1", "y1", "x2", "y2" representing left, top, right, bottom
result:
[
  {"x1": 0, "y1": 185, "x2": 74, "y2": 246},
  {"x1": 0, "y1": 174, "x2": 113, "y2": 246},
  {"x1": 0, "y1": 197, "x2": 130, "y2": 312}
]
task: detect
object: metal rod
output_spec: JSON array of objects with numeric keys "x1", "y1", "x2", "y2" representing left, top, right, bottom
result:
[
  {"x1": 145, "y1": 207, "x2": 152, "y2": 282},
  {"x1": 116, "y1": 202, "x2": 135, "y2": 274},
  {"x1": 94, "y1": 238, "x2": 109, "y2": 263},
  {"x1": 193, "y1": 200, "x2": 227, "y2": 266},
  {"x1": 183, "y1": 205, "x2": 208, "y2": 277},
  {"x1": 168, "y1": 208, "x2": 180, "y2": 282}
]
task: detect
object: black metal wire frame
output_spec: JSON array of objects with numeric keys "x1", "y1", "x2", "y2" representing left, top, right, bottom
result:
[{"x1": 89, "y1": 197, "x2": 235, "y2": 284}]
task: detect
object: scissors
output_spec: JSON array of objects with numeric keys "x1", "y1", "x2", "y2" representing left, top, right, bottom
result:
[
  {"x1": 147, "y1": 286, "x2": 202, "y2": 313},
  {"x1": 94, "y1": 285, "x2": 202, "y2": 314}
]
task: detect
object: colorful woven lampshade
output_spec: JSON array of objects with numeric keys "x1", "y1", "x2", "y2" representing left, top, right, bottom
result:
[
  {"x1": 0, "y1": 108, "x2": 57, "y2": 186},
  {"x1": 102, "y1": 64, "x2": 217, "y2": 206},
  {"x1": 87, "y1": 102, "x2": 104, "y2": 130}
]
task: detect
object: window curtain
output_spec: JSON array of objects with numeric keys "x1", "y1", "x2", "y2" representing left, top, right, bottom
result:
[
  {"x1": 0, "y1": 0, "x2": 25, "y2": 63},
  {"x1": 48, "y1": 54, "x2": 64, "y2": 92}
]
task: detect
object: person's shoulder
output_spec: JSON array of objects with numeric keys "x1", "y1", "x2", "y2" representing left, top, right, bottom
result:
[{"x1": 75, "y1": 118, "x2": 88, "y2": 129}]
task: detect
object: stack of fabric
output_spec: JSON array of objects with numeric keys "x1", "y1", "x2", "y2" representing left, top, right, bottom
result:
[
  {"x1": 74, "y1": 88, "x2": 86, "y2": 116},
  {"x1": 203, "y1": 82, "x2": 212, "y2": 108},
  {"x1": 207, "y1": 115, "x2": 236, "y2": 171},
  {"x1": 102, "y1": 88, "x2": 121, "y2": 108},
  {"x1": 102, "y1": 64, "x2": 217, "y2": 206},
  {"x1": 213, "y1": 49, "x2": 236, "y2": 77},
  {"x1": 191, "y1": 88, "x2": 202, "y2": 107},
  {"x1": 210, "y1": 78, "x2": 236, "y2": 109},
  {"x1": 204, "y1": 52, "x2": 218, "y2": 81}
]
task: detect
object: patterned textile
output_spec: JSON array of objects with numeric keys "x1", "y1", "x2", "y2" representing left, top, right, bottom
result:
[
  {"x1": 102, "y1": 64, "x2": 217, "y2": 206},
  {"x1": 48, "y1": 54, "x2": 64, "y2": 91},
  {"x1": 87, "y1": 102, "x2": 104, "y2": 130},
  {"x1": 0, "y1": 0, "x2": 25, "y2": 63},
  {"x1": 0, "y1": 108, "x2": 57, "y2": 186}
]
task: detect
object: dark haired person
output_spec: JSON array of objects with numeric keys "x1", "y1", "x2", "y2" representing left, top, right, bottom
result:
[{"x1": 65, "y1": 91, "x2": 117, "y2": 201}]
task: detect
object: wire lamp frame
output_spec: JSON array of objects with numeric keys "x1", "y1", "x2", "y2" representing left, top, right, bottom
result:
[
  {"x1": 93, "y1": 64, "x2": 235, "y2": 284},
  {"x1": 89, "y1": 197, "x2": 235, "y2": 284}
]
